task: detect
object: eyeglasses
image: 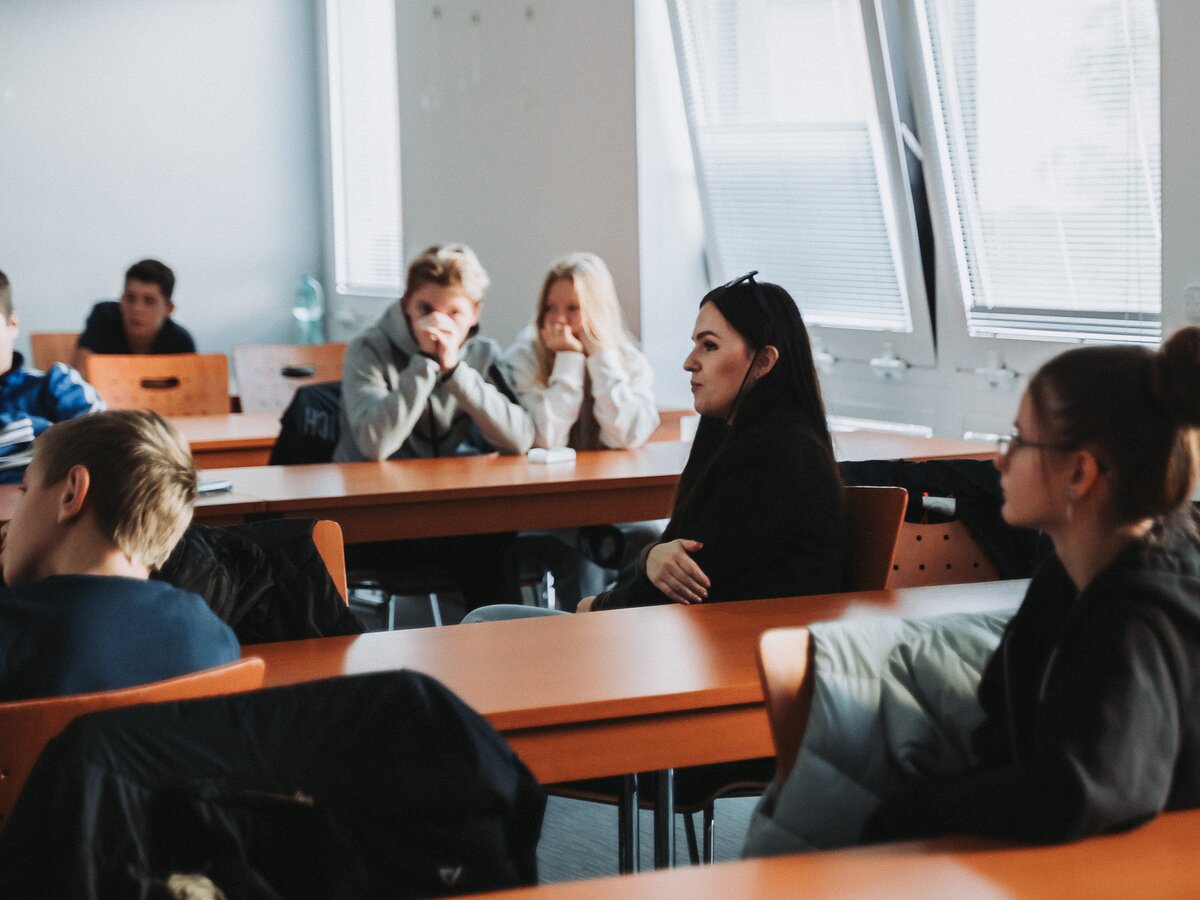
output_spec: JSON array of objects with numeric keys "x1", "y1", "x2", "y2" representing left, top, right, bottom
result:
[
  {"x1": 719, "y1": 270, "x2": 771, "y2": 324},
  {"x1": 996, "y1": 434, "x2": 1076, "y2": 458}
]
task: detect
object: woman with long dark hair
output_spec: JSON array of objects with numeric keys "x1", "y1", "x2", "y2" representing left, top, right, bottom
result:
[{"x1": 582, "y1": 272, "x2": 847, "y2": 611}]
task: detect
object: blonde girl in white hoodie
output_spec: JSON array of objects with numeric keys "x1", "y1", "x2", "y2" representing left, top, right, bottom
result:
[{"x1": 505, "y1": 253, "x2": 661, "y2": 608}]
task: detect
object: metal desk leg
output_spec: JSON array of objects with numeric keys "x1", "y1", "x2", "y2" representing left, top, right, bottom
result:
[
  {"x1": 617, "y1": 773, "x2": 639, "y2": 874},
  {"x1": 653, "y1": 768, "x2": 675, "y2": 869}
]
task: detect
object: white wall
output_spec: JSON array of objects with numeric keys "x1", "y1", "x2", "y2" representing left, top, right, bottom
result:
[
  {"x1": 1161, "y1": 0, "x2": 1200, "y2": 339},
  {"x1": 0, "y1": 0, "x2": 322, "y2": 359},
  {"x1": 369, "y1": 0, "x2": 640, "y2": 350}
]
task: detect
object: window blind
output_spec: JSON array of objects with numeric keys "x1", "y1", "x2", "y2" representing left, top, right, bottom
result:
[
  {"x1": 670, "y1": 0, "x2": 917, "y2": 333},
  {"x1": 325, "y1": 0, "x2": 403, "y2": 297},
  {"x1": 919, "y1": 0, "x2": 1160, "y2": 345}
]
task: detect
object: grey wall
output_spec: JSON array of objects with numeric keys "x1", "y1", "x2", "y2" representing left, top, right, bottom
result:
[
  {"x1": 0, "y1": 0, "x2": 322, "y2": 359},
  {"x1": 377, "y1": 0, "x2": 640, "y2": 349}
]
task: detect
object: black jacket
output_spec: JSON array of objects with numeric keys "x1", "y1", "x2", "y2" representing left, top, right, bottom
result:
[
  {"x1": 866, "y1": 511, "x2": 1200, "y2": 843},
  {"x1": 592, "y1": 411, "x2": 848, "y2": 609},
  {"x1": 0, "y1": 670, "x2": 546, "y2": 899},
  {"x1": 840, "y1": 458, "x2": 1050, "y2": 578},
  {"x1": 155, "y1": 519, "x2": 364, "y2": 644}
]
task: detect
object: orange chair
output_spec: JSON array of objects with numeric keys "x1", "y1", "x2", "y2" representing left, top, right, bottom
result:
[
  {"x1": 312, "y1": 519, "x2": 348, "y2": 604},
  {"x1": 232, "y1": 343, "x2": 346, "y2": 414},
  {"x1": 844, "y1": 486, "x2": 909, "y2": 590},
  {"x1": 85, "y1": 353, "x2": 230, "y2": 416},
  {"x1": 756, "y1": 627, "x2": 816, "y2": 781},
  {"x1": 888, "y1": 519, "x2": 1001, "y2": 588},
  {"x1": 0, "y1": 657, "x2": 265, "y2": 830},
  {"x1": 29, "y1": 332, "x2": 80, "y2": 371}
]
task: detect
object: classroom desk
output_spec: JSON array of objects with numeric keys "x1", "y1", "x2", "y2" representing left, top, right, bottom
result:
[
  {"x1": 171, "y1": 412, "x2": 280, "y2": 469},
  {"x1": 480, "y1": 808, "x2": 1200, "y2": 898},
  {"x1": 245, "y1": 579, "x2": 1025, "y2": 786},
  {"x1": 0, "y1": 481, "x2": 267, "y2": 526},
  {"x1": 197, "y1": 430, "x2": 994, "y2": 543}
]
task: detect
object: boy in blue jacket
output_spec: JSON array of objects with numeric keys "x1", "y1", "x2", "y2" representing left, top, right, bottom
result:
[
  {"x1": 0, "y1": 269, "x2": 104, "y2": 482},
  {"x1": 0, "y1": 409, "x2": 240, "y2": 700}
]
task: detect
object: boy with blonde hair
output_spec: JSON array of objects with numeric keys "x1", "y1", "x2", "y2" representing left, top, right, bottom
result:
[
  {"x1": 334, "y1": 244, "x2": 532, "y2": 611},
  {"x1": 0, "y1": 410, "x2": 239, "y2": 700}
]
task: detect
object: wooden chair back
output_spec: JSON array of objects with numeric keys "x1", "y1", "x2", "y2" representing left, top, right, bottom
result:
[
  {"x1": 888, "y1": 518, "x2": 1001, "y2": 588},
  {"x1": 29, "y1": 332, "x2": 79, "y2": 371},
  {"x1": 0, "y1": 657, "x2": 265, "y2": 829},
  {"x1": 312, "y1": 519, "x2": 348, "y2": 604},
  {"x1": 756, "y1": 627, "x2": 815, "y2": 782},
  {"x1": 843, "y1": 486, "x2": 908, "y2": 590},
  {"x1": 85, "y1": 353, "x2": 230, "y2": 416},
  {"x1": 232, "y1": 343, "x2": 346, "y2": 414}
]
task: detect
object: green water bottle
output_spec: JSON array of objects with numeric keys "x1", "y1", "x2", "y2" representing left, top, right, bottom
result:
[{"x1": 292, "y1": 274, "x2": 326, "y2": 344}]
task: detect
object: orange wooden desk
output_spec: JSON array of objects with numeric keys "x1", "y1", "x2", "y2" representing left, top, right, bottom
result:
[
  {"x1": 204, "y1": 442, "x2": 691, "y2": 543},
  {"x1": 200, "y1": 431, "x2": 993, "y2": 543},
  {"x1": 481, "y1": 809, "x2": 1200, "y2": 898},
  {"x1": 170, "y1": 412, "x2": 280, "y2": 469},
  {"x1": 0, "y1": 482, "x2": 266, "y2": 526},
  {"x1": 245, "y1": 580, "x2": 1023, "y2": 786}
]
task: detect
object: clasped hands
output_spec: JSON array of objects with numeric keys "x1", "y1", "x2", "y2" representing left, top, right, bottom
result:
[
  {"x1": 414, "y1": 311, "x2": 466, "y2": 374},
  {"x1": 540, "y1": 322, "x2": 594, "y2": 356}
]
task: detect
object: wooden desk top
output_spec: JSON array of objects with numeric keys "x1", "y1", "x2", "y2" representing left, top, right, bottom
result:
[
  {"x1": 170, "y1": 412, "x2": 281, "y2": 450},
  {"x1": 246, "y1": 580, "x2": 1025, "y2": 783},
  {"x1": 203, "y1": 441, "x2": 690, "y2": 513},
  {"x1": 832, "y1": 430, "x2": 995, "y2": 462},
  {"x1": 0, "y1": 483, "x2": 266, "y2": 524},
  {"x1": 482, "y1": 809, "x2": 1200, "y2": 898}
]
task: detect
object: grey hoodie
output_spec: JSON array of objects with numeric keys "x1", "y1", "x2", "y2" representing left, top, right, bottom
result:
[{"x1": 333, "y1": 303, "x2": 534, "y2": 461}]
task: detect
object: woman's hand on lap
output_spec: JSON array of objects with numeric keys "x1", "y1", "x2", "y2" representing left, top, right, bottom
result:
[{"x1": 646, "y1": 540, "x2": 710, "y2": 604}]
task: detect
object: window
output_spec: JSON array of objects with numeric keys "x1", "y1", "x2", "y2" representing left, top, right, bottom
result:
[
  {"x1": 323, "y1": 0, "x2": 403, "y2": 298},
  {"x1": 915, "y1": 0, "x2": 1160, "y2": 345},
  {"x1": 668, "y1": 0, "x2": 933, "y2": 364}
]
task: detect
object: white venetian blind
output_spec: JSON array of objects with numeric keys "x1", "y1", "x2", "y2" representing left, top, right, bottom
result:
[
  {"x1": 920, "y1": 0, "x2": 1160, "y2": 344},
  {"x1": 669, "y1": 0, "x2": 916, "y2": 333},
  {"x1": 325, "y1": 0, "x2": 403, "y2": 297}
]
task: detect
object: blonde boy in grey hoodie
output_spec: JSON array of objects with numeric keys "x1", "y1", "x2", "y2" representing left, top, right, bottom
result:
[{"x1": 334, "y1": 244, "x2": 533, "y2": 462}]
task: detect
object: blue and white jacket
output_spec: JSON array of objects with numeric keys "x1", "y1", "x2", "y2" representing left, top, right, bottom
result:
[{"x1": 0, "y1": 352, "x2": 104, "y2": 482}]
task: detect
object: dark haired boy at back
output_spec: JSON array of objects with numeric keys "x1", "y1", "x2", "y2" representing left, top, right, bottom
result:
[
  {"x1": 0, "y1": 410, "x2": 239, "y2": 701},
  {"x1": 72, "y1": 258, "x2": 197, "y2": 373},
  {"x1": 0, "y1": 269, "x2": 104, "y2": 483}
]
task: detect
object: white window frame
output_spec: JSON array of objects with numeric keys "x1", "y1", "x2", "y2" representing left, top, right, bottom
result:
[
  {"x1": 316, "y1": 0, "x2": 404, "y2": 322},
  {"x1": 667, "y1": 0, "x2": 936, "y2": 368},
  {"x1": 904, "y1": 0, "x2": 1161, "y2": 375}
]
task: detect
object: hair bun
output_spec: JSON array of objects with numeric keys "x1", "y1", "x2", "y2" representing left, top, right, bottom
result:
[{"x1": 1153, "y1": 327, "x2": 1200, "y2": 426}]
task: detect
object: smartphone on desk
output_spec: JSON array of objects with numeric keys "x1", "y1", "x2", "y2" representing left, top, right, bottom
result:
[{"x1": 198, "y1": 479, "x2": 234, "y2": 495}]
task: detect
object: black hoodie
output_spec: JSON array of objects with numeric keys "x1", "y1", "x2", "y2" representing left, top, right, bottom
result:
[{"x1": 866, "y1": 510, "x2": 1200, "y2": 844}]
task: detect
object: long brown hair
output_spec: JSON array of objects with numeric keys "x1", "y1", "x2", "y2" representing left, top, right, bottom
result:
[
  {"x1": 670, "y1": 277, "x2": 838, "y2": 523},
  {"x1": 1027, "y1": 327, "x2": 1200, "y2": 524}
]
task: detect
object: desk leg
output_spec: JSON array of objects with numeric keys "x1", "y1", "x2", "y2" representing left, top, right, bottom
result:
[
  {"x1": 617, "y1": 774, "x2": 639, "y2": 875},
  {"x1": 653, "y1": 768, "x2": 675, "y2": 869}
]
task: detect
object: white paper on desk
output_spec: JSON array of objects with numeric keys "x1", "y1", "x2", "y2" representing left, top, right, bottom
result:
[{"x1": 528, "y1": 447, "x2": 576, "y2": 464}]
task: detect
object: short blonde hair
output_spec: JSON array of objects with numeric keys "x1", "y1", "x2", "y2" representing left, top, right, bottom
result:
[
  {"x1": 533, "y1": 252, "x2": 636, "y2": 384},
  {"x1": 34, "y1": 410, "x2": 197, "y2": 569},
  {"x1": 404, "y1": 244, "x2": 490, "y2": 304}
]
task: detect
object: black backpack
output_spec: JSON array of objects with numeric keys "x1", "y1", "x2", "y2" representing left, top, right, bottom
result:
[
  {"x1": 0, "y1": 670, "x2": 546, "y2": 899},
  {"x1": 269, "y1": 380, "x2": 343, "y2": 465}
]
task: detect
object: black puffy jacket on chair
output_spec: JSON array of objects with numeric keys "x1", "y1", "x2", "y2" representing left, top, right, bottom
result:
[
  {"x1": 155, "y1": 519, "x2": 364, "y2": 644},
  {"x1": 0, "y1": 670, "x2": 546, "y2": 899}
]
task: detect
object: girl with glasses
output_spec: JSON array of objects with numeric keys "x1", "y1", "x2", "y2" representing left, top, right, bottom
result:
[{"x1": 866, "y1": 327, "x2": 1200, "y2": 843}]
